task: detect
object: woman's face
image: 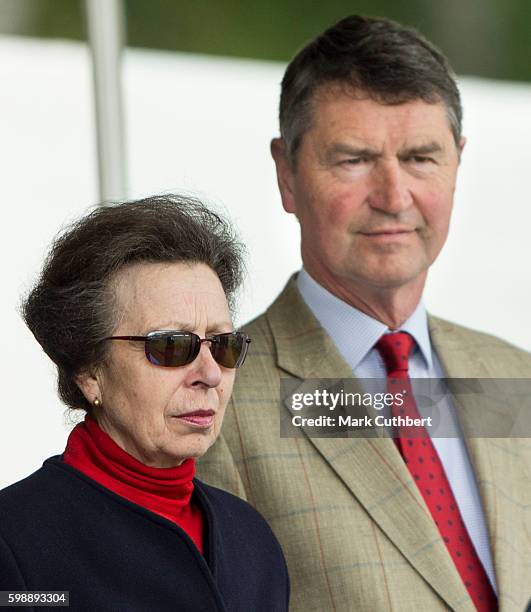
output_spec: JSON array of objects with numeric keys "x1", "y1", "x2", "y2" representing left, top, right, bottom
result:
[{"x1": 78, "y1": 262, "x2": 236, "y2": 468}]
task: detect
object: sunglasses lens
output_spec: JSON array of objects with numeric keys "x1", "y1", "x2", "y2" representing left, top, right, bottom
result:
[
  {"x1": 146, "y1": 333, "x2": 198, "y2": 367},
  {"x1": 211, "y1": 332, "x2": 250, "y2": 368}
]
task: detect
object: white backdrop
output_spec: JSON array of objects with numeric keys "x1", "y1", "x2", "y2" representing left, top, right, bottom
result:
[{"x1": 1, "y1": 36, "x2": 530, "y2": 488}]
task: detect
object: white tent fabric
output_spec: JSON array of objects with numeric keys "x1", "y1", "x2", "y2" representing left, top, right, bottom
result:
[{"x1": 1, "y1": 36, "x2": 530, "y2": 487}]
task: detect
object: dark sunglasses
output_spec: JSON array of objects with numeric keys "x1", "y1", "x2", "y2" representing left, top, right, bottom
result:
[{"x1": 104, "y1": 330, "x2": 251, "y2": 369}]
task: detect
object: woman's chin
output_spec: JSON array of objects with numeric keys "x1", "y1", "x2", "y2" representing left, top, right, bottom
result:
[{"x1": 159, "y1": 435, "x2": 219, "y2": 466}]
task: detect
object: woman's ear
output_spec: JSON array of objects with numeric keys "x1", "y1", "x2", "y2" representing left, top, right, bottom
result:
[{"x1": 75, "y1": 369, "x2": 102, "y2": 405}]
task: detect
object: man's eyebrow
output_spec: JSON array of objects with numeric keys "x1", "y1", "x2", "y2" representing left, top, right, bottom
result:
[
  {"x1": 399, "y1": 142, "x2": 443, "y2": 156},
  {"x1": 323, "y1": 141, "x2": 445, "y2": 163},
  {"x1": 324, "y1": 144, "x2": 380, "y2": 161}
]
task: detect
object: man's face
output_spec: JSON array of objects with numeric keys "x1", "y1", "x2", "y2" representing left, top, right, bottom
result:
[{"x1": 272, "y1": 87, "x2": 464, "y2": 295}]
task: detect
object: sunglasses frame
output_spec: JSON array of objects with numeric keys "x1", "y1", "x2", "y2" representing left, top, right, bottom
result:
[{"x1": 104, "y1": 330, "x2": 251, "y2": 369}]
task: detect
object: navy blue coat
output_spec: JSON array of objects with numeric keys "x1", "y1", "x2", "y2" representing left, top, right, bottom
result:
[{"x1": 0, "y1": 457, "x2": 289, "y2": 611}]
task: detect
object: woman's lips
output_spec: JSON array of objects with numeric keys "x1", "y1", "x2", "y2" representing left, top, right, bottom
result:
[{"x1": 174, "y1": 409, "x2": 215, "y2": 428}]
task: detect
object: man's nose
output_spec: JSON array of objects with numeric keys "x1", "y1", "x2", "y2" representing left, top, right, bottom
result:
[{"x1": 368, "y1": 162, "x2": 413, "y2": 214}]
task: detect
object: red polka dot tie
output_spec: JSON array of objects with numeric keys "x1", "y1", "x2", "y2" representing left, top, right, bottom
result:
[{"x1": 376, "y1": 332, "x2": 497, "y2": 612}]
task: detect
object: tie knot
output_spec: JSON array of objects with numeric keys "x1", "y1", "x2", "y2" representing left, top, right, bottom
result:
[{"x1": 375, "y1": 332, "x2": 415, "y2": 377}]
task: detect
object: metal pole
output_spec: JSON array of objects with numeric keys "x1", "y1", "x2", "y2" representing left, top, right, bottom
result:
[{"x1": 85, "y1": 0, "x2": 127, "y2": 202}]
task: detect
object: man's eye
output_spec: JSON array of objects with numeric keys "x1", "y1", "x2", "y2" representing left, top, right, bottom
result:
[
  {"x1": 409, "y1": 156, "x2": 433, "y2": 164},
  {"x1": 341, "y1": 157, "x2": 365, "y2": 165}
]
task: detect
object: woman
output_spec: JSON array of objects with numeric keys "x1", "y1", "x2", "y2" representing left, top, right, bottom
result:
[{"x1": 0, "y1": 196, "x2": 289, "y2": 611}]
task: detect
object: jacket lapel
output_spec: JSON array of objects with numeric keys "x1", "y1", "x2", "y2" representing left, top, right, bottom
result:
[
  {"x1": 430, "y1": 317, "x2": 531, "y2": 610},
  {"x1": 266, "y1": 278, "x2": 475, "y2": 610}
]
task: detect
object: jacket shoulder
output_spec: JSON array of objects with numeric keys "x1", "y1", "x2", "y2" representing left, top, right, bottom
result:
[
  {"x1": 429, "y1": 315, "x2": 531, "y2": 375},
  {"x1": 239, "y1": 274, "x2": 309, "y2": 348},
  {"x1": 0, "y1": 460, "x2": 62, "y2": 512},
  {"x1": 240, "y1": 311, "x2": 274, "y2": 349}
]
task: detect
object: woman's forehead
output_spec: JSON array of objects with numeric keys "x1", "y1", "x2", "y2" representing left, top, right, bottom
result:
[{"x1": 112, "y1": 261, "x2": 230, "y2": 331}]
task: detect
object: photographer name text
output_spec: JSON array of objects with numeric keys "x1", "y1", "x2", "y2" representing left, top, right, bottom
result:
[{"x1": 291, "y1": 414, "x2": 433, "y2": 428}]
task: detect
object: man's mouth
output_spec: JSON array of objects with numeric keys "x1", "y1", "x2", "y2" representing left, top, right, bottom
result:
[
  {"x1": 360, "y1": 227, "x2": 415, "y2": 235},
  {"x1": 359, "y1": 227, "x2": 416, "y2": 240}
]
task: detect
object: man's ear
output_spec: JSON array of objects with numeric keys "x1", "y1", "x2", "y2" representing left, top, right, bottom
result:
[
  {"x1": 75, "y1": 369, "x2": 102, "y2": 406},
  {"x1": 270, "y1": 137, "x2": 297, "y2": 215},
  {"x1": 457, "y1": 136, "x2": 466, "y2": 163}
]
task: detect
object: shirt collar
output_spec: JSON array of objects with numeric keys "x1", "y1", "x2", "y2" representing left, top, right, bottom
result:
[{"x1": 296, "y1": 268, "x2": 433, "y2": 371}]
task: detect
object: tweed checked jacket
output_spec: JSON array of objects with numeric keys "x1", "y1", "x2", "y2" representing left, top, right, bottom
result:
[{"x1": 198, "y1": 276, "x2": 531, "y2": 612}]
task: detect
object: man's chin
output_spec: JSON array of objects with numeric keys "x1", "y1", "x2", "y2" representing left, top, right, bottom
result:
[{"x1": 352, "y1": 265, "x2": 428, "y2": 291}]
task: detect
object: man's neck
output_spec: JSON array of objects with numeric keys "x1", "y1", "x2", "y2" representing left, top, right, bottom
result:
[{"x1": 302, "y1": 267, "x2": 426, "y2": 330}]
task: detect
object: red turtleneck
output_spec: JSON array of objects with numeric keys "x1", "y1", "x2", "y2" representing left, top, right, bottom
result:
[{"x1": 63, "y1": 416, "x2": 204, "y2": 554}]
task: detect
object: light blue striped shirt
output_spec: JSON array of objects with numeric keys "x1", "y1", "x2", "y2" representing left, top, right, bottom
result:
[{"x1": 297, "y1": 268, "x2": 496, "y2": 590}]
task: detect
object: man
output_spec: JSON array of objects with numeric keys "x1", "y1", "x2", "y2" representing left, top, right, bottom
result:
[{"x1": 198, "y1": 15, "x2": 531, "y2": 611}]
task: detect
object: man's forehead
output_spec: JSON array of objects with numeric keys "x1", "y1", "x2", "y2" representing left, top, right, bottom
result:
[
  {"x1": 308, "y1": 86, "x2": 454, "y2": 143},
  {"x1": 313, "y1": 84, "x2": 444, "y2": 117}
]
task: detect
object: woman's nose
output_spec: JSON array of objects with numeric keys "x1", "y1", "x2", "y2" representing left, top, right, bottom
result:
[{"x1": 189, "y1": 342, "x2": 223, "y2": 388}]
